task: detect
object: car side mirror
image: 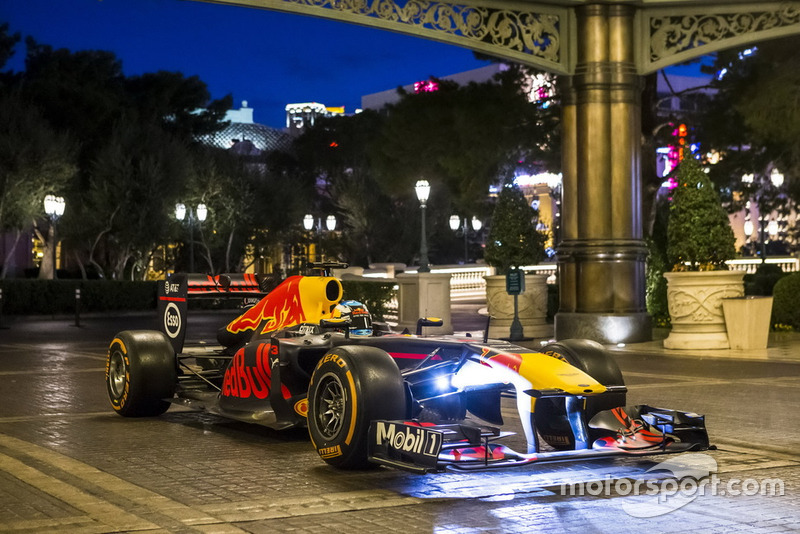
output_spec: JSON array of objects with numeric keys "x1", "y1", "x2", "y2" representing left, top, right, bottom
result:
[{"x1": 416, "y1": 317, "x2": 443, "y2": 336}]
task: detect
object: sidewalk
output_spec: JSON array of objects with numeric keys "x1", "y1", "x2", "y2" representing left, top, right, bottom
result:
[
  {"x1": 450, "y1": 301, "x2": 800, "y2": 364},
  {"x1": 608, "y1": 328, "x2": 800, "y2": 363}
]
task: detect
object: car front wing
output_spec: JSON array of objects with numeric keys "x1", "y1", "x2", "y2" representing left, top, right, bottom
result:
[{"x1": 368, "y1": 405, "x2": 710, "y2": 474}]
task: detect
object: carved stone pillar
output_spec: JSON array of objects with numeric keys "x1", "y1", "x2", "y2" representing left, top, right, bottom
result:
[{"x1": 555, "y1": 3, "x2": 651, "y2": 343}]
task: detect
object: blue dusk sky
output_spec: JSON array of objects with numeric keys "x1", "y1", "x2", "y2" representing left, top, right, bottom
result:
[{"x1": 0, "y1": 0, "x2": 493, "y2": 127}]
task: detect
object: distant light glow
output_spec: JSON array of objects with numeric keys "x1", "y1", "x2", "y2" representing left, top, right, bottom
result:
[
  {"x1": 449, "y1": 215, "x2": 461, "y2": 231},
  {"x1": 523, "y1": 72, "x2": 556, "y2": 105},
  {"x1": 661, "y1": 177, "x2": 678, "y2": 190},
  {"x1": 415, "y1": 179, "x2": 431, "y2": 205},
  {"x1": 174, "y1": 203, "x2": 186, "y2": 221},
  {"x1": 513, "y1": 172, "x2": 562, "y2": 189},
  {"x1": 325, "y1": 215, "x2": 337, "y2": 231},
  {"x1": 768, "y1": 220, "x2": 778, "y2": 236},
  {"x1": 771, "y1": 168, "x2": 784, "y2": 188},
  {"x1": 414, "y1": 80, "x2": 439, "y2": 93}
]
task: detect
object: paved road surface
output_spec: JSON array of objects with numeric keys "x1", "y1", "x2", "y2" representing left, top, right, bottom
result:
[{"x1": 0, "y1": 309, "x2": 798, "y2": 533}]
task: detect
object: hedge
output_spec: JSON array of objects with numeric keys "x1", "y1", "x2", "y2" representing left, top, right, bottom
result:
[
  {"x1": 744, "y1": 263, "x2": 786, "y2": 296},
  {"x1": 0, "y1": 280, "x2": 157, "y2": 315},
  {"x1": 0, "y1": 278, "x2": 398, "y2": 320},
  {"x1": 772, "y1": 272, "x2": 800, "y2": 330},
  {"x1": 340, "y1": 279, "x2": 397, "y2": 321}
]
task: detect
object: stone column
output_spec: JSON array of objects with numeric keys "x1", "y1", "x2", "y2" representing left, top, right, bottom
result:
[
  {"x1": 396, "y1": 272, "x2": 453, "y2": 334},
  {"x1": 555, "y1": 3, "x2": 651, "y2": 344}
]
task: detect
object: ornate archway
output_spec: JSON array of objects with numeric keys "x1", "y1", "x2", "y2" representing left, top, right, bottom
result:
[{"x1": 201, "y1": 0, "x2": 800, "y2": 343}]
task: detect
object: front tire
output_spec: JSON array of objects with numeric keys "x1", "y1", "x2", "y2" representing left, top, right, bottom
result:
[
  {"x1": 307, "y1": 346, "x2": 405, "y2": 469},
  {"x1": 106, "y1": 330, "x2": 177, "y2": 417},
  {"x1": 535, "y1": 339, "x2": 626, "y2": 450}
]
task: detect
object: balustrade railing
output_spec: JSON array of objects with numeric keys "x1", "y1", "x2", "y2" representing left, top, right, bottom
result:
[{"x1": 371, "y1": 257, "x2": 797, "y2": 308}]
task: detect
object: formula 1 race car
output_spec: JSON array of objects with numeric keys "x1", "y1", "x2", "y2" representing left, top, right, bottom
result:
[{"x1": 106, "y1": 265, "x2": 710, "y2": 473}]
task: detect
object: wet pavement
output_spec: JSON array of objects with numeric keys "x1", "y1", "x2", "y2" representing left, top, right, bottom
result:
[{"x1": 1, "y1": 305, "x2": 799, "y2": 533}]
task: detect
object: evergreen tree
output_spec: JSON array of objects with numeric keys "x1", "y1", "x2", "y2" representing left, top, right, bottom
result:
[
  {"x1": 484, "y1": 184, "x2": 546, "y2": 274},
  {"x1": 666, "y1": 156, "x2": 735, "y2": 271}
]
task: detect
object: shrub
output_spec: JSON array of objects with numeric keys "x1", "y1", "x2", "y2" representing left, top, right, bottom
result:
[
  {"x1": 772, "y1": 272, "x2": 800, "y2": 330},
  {"x1": 484, "y1": 184, "x2": 547, "y2": 274},
  {"x1": 341, "y1": 279, "x2": 396, "y2": 321},
  {"x1": 666, "y1": 156, "x2": 736, "y2": 271},
  {"x1": 744, "y1": 263, "x2": 786, "y2": 296},
  {"x1": 0, "y1": 280, "x2": 157, "y2": 315}
]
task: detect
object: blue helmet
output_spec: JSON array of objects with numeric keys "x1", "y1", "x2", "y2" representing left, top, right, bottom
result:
[{"x1": 336, "y1": 300, "x2": 373, "y2": 337}]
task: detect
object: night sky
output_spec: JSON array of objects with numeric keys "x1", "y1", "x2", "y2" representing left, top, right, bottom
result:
[{"x1": 1, "y1": 0, "x2": 492, "y2": 128}]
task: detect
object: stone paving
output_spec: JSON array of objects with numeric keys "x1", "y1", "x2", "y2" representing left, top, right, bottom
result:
[{"x1": 0, "y1": 309, "x2": 799, "y2": 532}]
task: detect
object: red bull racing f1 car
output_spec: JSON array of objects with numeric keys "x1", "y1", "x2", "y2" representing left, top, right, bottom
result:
[{"x1": 106, "y1": 266, "x2": 710, "y2": 473}]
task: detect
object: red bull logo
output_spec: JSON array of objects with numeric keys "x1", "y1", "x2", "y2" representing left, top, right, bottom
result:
[
  {"x1": 223, "y1": 276, "x2": 342, "y2": 336},
  {"x1": 221, "y1": 343, "x2": 290, "y2": 400},
  {"x1": 225, "y1": 276, "x2": 306, "y2": 335}
]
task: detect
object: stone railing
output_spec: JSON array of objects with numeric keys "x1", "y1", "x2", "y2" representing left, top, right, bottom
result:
[
  {"x1": 726, "y1": 257, "x2": 799, "y2": 274},
  {"x1": 368, "y1": 257, "x2": 798, "y2": 322},
  {"x1": 364, "y1": 263, "x2": 559, "y2": 301}
]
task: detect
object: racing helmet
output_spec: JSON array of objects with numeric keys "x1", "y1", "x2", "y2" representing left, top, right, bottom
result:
[{"x1": 335, "y1": 300, "x2": 373, "y2": 337}]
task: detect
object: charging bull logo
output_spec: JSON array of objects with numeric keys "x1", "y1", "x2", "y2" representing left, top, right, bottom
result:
[{"x1": 223, "y1": 276, "x2": 342, "y2": 337}]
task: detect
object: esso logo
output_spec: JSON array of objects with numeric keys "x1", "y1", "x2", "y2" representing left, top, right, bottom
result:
[{"x1": 164, "y1": 303, "x2": 181, "y2": 338}]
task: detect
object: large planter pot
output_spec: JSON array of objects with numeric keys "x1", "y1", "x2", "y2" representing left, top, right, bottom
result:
[
  {"x1": 722, "y1": 296, "x2": 773, "y2": 350},
  {"x1": 663, "y1": 270, "x2": 745, "y2": 349},
  {"x1": 485, "y1": 274, "x2": 552, "y2": 340}
]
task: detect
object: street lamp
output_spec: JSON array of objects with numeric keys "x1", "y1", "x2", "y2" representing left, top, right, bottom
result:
[
  {"x1": 449, "y1": 215, "x2": 482, "y2": 264},
  {"x1": 302, "y1": 213, "x2": 337, "y2": 264},
  {"x1": 415, "y1": 179, "x2": 431, "y2": 273},
  {"x1": 742, "y1": 168, "x2": 786, "y2": 261},
  {"x1": 175, "y1": 203, "x2": 208, "y2": 273},
  {"x1": 43, "y1": 194, "x2": 65, "y2": 279},
  {"x1": 770, "y1": 168, "x2": 784, "y2": 188}
]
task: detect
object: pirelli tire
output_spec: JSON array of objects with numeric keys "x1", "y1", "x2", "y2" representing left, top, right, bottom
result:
[
  {"x1": 535, "y1": 339, "x2": 626, "y2": 450},
  {"x1": 308, "y1": 345, "x2": 405, "y2": 469},
  {"x1": 106, "y1": 330, "x2": 177, "y2": 417}
]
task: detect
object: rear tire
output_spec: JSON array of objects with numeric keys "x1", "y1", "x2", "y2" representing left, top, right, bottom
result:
[
  {"x1": 535, "y1": 339, "x2": 626, "y2": 450},
  {"x1": 106, "y1": 330, "x2": 177, "y2": 417},
  {"x1": 307, "y1": 346, "x2": 405, "y2": 469}
]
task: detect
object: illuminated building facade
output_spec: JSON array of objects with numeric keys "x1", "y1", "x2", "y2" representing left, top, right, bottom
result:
[
  {"x1": 285, "y1": 102, "x2": 346, "y2": 133},
  {"x1": 198, "y1": 100, "x2": 293, "y2": 153}
]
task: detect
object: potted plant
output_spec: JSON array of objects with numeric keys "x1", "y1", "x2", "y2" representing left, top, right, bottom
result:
[
  {"x1": 663, "y1": 155, "x2": 744, "y2": 349},
  {"x1": 483, "y1": 183, "x2": 550, "y2": 339}
]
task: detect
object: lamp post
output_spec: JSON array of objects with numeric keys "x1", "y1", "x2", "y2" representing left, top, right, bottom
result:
[
  {"x1": 742, "y1": 168, "x2": 785, "y2": 262},
  {"x1": 43, "y1": 194, "x2": 66, "y2": 280},
  {"x1": 175, "y1": 203, "x2": 208, "y2": 273},
  {"x1": 415, "y1": 180, "x2": 431, "y2": 273},
  {"x1": 303, "y1": 213, "x2": 337, "y2": 265},
  {"x1": 449, "y1": 215, "x2": 482, "y2": 264}
]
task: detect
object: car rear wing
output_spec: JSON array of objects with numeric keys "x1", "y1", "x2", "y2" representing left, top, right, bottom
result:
[{"x1": 157, "y1": 273, "x2": 272, "y2": 353}]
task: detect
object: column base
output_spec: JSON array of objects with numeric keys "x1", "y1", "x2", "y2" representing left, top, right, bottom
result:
[{"x1": 555, "y1": 312, "x2": 652, "y2": 344}]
